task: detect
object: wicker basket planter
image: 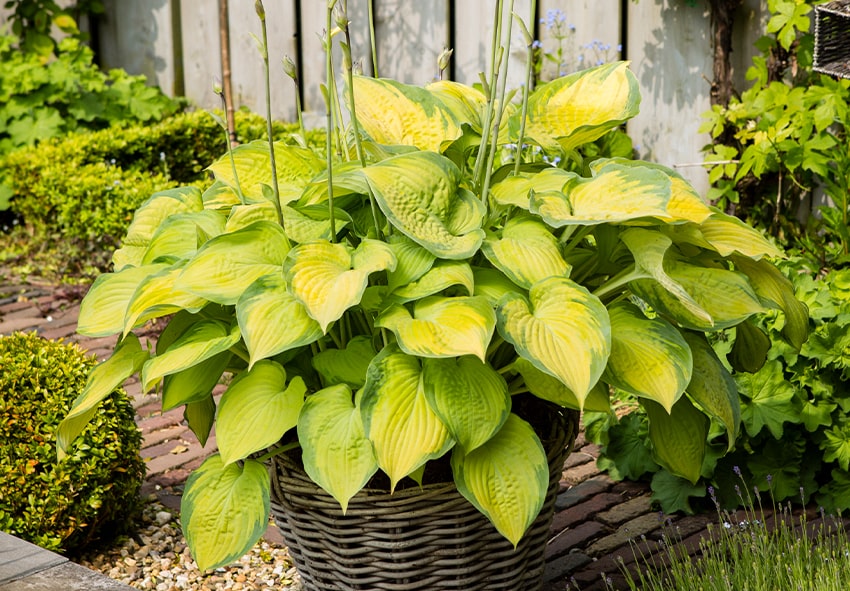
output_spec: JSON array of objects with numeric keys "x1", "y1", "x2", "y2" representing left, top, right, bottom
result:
[
  {"x1": 269, "y1": 398, "x2": 580, "y2": 591},
  {"x1": 814, "y1": 0, "x2": 850, "y2": 79}
]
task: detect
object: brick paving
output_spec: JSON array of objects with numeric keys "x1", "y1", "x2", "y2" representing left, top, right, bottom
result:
[{"x1": 2, "y1": 276, "x2": 719, "y2": 590}]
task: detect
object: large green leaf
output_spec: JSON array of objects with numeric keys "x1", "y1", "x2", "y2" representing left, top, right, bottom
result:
[
  {"x1": 693, "y1": 212, "x2": 782, "y2": 259},
  {"x1": 422, "y1": 356, "x2": 510, "y2": 452},
  {"x1": 728, "y1": 320, "x2": 771, "y2": 373},
  {"x1": 284, "y1": 239, "x2": 396, "y2": 332},
  {"x1": 56, "y1": 334, "x2": 149, "y2": 458},
  {"x1": 472, "y1": 267, "x2": 524, "y2": 307},
  {"x1": 427, "y1": 79, "x2": 488, "y2": 132},
  {"x1": 481, "y1": 215, "x2": 570, "y2": 289},
  {"x1": 177, "y1": 221, "x2": 291, "y2": 305},
  {"x1": 123, "y1": 263, "x2": 208, "y2": 335},
  {"x1": 236, "y1": 273, "x2": 322, "y2": 366},
  {"x1": 451, "y1": 414, "x2": 548, "y2": 546},
  {"x1": 216, "y1": 360, "x2": 306, "y2": 464},
  {"x1": 517, "y1": 61, "x2": 640, "y2": 153},
  {"x1": 184, "y1": 394, "x2": 216, "y2": 447},
  {"x1": 141, "y1": 319, "x2": 241, "y2": 391},
  {"x1": 603, "y1": 301, "x2": 693, "y2": 412},
  {"x1": 161, "y1": 351, "x2": 231, "y2": 411},
  {"x1": 682, "y1": 332, "x2": 740, "y2": 450},
  {"x1": 225, "y1": 202, "x2": 279, "y2": 232},
  {"x1": 529, "y1": 162, "x2": 672, "y2": 226},
  {"x1": 490, "y1": 168, "x2": 572, "y2": 209},
  {"x1": 644, "y1": 396, "x2": 709, "y2": 484},
  {"x1": 208, "y1": 140, "x2": 325, "y2": 204},
  {"x1": 376, "y1": 296, "x2": 496, "y2": 361},
  {"x1": 141, "y1": 210, "x2": 226, "y2": 265},
  {"x1": 389, "y1": 260, "x2": 474, "y2": 302},
  {"x1": 511, "y1": 358, "x2": 611, "y2": 413},
  {"x1": 279, "y1": 204, "x2": 351, "y2": 243},
  {"x1": 112, "y1": 186, "x2": 203, "y2": 270},
  {"x1": 297, "y1": 384, "x2": 379, "y2": 512},
  {"x1": 352, "y1": 76, "x2": 462, "y2": 151},
  {"x1": 181, "y1": 455, "x2": 270, "y2": 571},
  {"x1": 386, "y1": 235, "x2": 436, "y2": 292},
  {"x1": 360, "y1": 347, "x2": 453, "y2": 488},
  {"x1": 312, "y1": 336, "x2": 377, "y2": 388},
  {"x1": 361, "y1": 151, "x2": 485, "y2": 260},
  {"x1": 77, "y1": 263, "x2": 169, "y2": 336},
  {"x1": 496, "y1": 276, "x2": 610, "y2": 405}
]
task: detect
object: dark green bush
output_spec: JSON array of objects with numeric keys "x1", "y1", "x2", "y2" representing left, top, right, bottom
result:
[{"x1": 0, "y1": 332, "x2": 145, "y2": 555}]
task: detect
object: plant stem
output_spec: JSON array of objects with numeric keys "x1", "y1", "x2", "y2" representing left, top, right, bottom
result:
[
  {"x1": 341, "y1": 4, "x2": 366, "y2": 168},
  {"x1": 472, "y1": 0, "x2": 504, "y2": 189},
  {"x1": 513, "y1": 0, "x2": 536, "y2": 177},
  {"x1": 367, "y1": 0, "x2": 378, "y2": 77},
  {"x1": 325, "y1": 3, "x2": 337, "y2": 241},
  {"x1": 592, "y1": 266, "x2": 644, "y2": 300},
  {"x1": 254, "y1": 441, "x2": 301, "y2": 464},
  {"x1": 256, "y1": 0, "x2": 283, "y2": 226}
]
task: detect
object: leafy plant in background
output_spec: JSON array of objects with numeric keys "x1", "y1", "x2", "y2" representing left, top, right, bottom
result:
[
  {"x1": 701, "y1": 0, "x2": 850, "y2": 268},
  {"x1": 56, "y1": 0, "x2": 800, "y2": 575},
  {"x1": 588, "y1": 256, "x2": 850, "y2": 514},
  {"x1": 1, "y1": 0, "x2": 103, "y2": 56}
]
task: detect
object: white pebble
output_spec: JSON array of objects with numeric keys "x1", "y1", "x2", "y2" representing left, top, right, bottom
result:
[{"x1": 155, "y1": 511, "x2": 172, "y2": 525}]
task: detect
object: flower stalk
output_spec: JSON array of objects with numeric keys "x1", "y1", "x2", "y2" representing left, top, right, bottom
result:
[{"x1": 255, "y1": 0, "x2": 283, "y2": 226}]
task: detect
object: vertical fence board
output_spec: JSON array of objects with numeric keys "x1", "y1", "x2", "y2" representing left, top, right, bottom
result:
[
  {"x1": 625, "y1": 0, "x2": 713, "y2": 195},
  {"x1": 373, "y1": 0, "x2": 449, "y2": 85},
  {"x1": 180, "y1": 0, "x2": 222, "y2": 111},
  {"x1": 227, "y1": 0, "x2": 297, "y2": 121}
]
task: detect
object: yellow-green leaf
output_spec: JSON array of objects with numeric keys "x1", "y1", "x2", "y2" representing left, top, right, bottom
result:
[
  {"x1": 177, "y1": 221, "x2": 291, "y2": 305},
  {"x1": 56, "y1": 334, "x2": 149, "y2": 458},
  {"x1": 217, "y1": 361, "x2": 306, "y2": 464},
  {"x1": 497, "y1": 276, "x2": 610, "y2": 405},
  {"x1": 422, "y1": 356, "x2": 510, "y2": 451},
  {"x1": 472, "y1": 267, "x2": 523, "y2": 307},
  {"x1": 312, "y1": 336, "x2": 377, "y2": 388},
  {"x1": 181, "y1": 455, "x2": 270, "y2": 571},
  {"x1": 361, "y1": 151, "x2": 485, "y2": 259},
  {"x1": 236, "y1": 273, "x2": 322, "y2": 367},
  {"x1": 511, "y1": 358, "x2": 611, "y2": 412},
  {"x1": 141, "y1": 210, "x2": 226, "y2": 264},
  {"x1": 360, "y1": 347, "x2": 453, "y2": 488},
  {"x1": 298, "y1": 384, "x2": 379, "y2": 512},
  {"x1": 225, "y1": 202, "x2": 278, "y2": 232},
  {"x1": 481, "y1": 215, "x2": 570, "y2": 288},
  {"x1": 376, "y1": 296, "x2": 496, "y2": 361},
  {"x1": 390, "y1": 260, "x2": 474, "y2": 302},
  {"x1": 162, "y1": 351, "x2": 231, "y2": 411},
  {"x1": 123, "y1": 263, "x2": 208, "y2": 335},
  {"x1": 386, "y1": 235, "x2": 436, "y2": 292},
  {"x1": 451, "y1": 414, "x2": 548, "y2": 546},
  {"x1": 644, "y1": 397, "x2": 709, "y2": 485},
  {"x1": 284, "y1": 239, "x2": 396, "y2": 332},
  {"x1": 603, "y1": 301, "x2": 693, "y2": 412}
]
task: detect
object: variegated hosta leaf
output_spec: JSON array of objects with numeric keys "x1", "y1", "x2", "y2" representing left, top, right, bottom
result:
[
  {"x1": 699, "y1": 213, "x2": 782, "y2": 259},
  {"x1": 280, "y1": 204, "x2": 351, "y2": 243},
  {"x1": 217, "y1": 360, "x2": 306, "y2": 465},
  {"x1": 225, "y1": 202, "x2": 278, "y2": 232},
  {"x1": 360, "y1": 347, "x2": 454, "y2": 488},
  {"x1": 426, "y1": 79, "x2": 488, "y2": 132},
  {"x1": 141, "y1": 319, "x2": 241, "y2": 391},
  {"x1": 177, "y1": 221, "x2": 291, "y2": 305},
  {"x1": 603, "y1": 301, "x2": 693, "y2": 412},
  {"x1": 56, "y1": 334, "x2": 149, "y2": 459},
  {"x1": 78, "y1": 263, "x2": 170, "y2": 337},
  {"x1": 297, "y1": 384, "x2": 379, "y2": 512},
  {"x1": 123, "y1": 263, "x2": 208, "y2": 335},
  {"x1": 376, "y1": 296, "x2": 496, "y2": 361},
  {"x1": 184, "y1": 395, "x2": 216, "y2": 447},
  {"x1": 113, "y1": 186, "x2": 204, "y2": 270},
  {"x1": 297, "y1": 161, "x2": 372, "y2": 207},
  {"x1": 161, "y1": 351, "x2": 231, "y2": 411},
  {"x1": 236, "y1": 274, "x2": 322, "y2": 367},
  {"x1": 472, "y1": 267, "x2": 524, "y2": 307},
  {"x1": 631, "y1": 261, "x2": 765, "y2": 331},
  {"x1": 386, "y1": 235, "x2": 436, "y2": 292},
  {"x1": 284, "y1": 239, "x2": 396, "y2": 332},
  {"x1": 312, "y1": 335, "x2": 377, "y2": 388},
  {"x1": 530, "y1": 162, "x2": 672, "y2": 226},
  {"x1": 644, "y1": 396, "x2": 709, "y2": 485},
  {"x1": 620, "y1": 228, "x2": 712, "y2": 325},
  {"x1": 497, "y1": 276, "x2": 610, "y2": 404},
  {"x1": 352, "y1": 75, "x2": 462, "y2": 151},
  {"x1": 682, "y1": 332, "x2": 740, "y2": 450},
  {"x1": 451, "y1": 414, "x2": 548, "y2": 546},
  {"x1": 517, "y1": 61, "x2": 640, "y2": 153},
  {"x1": 731, "y1": 255, "x2": 808, "y2": 351},
  {"x1": 141, "y1": 210, "x2": 226, "y2": 265},
  {"x1": 589, "y1": 158, "x2": 712, "y2": 224},
  {"x1": 390, "y1": 260, "x2": 474, "y2": 302},
  {"x1": 361, "y1": 151, "x2": 485, "y2": 260},
  {"x1": 208, "y1": 140, "x2": 325, "y2": 204},
  {"x1": 481, "y1": 215, "x2": 570, "y2": 289},
  {"x1": 511, "y1": 358, "x2": 611, "y2": 412},
  {"x1": 202, "y1": 179, "x2": 241, "y2": 211},
  {"x1": 181, "y1": 455, "x2": 270, "y2": 571},
  {"x1": 491, "y1": 168, "x2": 573, "y2": 209},
  {"x1": 422, "y1": 356, "x2": 510, "y2": 452}
]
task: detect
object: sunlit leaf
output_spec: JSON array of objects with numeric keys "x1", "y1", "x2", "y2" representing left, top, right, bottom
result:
[
  {"x1": 390, "y1": 260, "x2": 474, "y2": 302},
  {"x1": 511, "y1": 358, "x2": 611, "y2": 413},
  {"x1": 481, "y1": 215, "x2": 570, "y2": 289}
]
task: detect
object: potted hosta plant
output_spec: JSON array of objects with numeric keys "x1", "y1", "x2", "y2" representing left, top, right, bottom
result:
[{"x1": 57, "y1": 4, "x2": 805, "y2": 590}]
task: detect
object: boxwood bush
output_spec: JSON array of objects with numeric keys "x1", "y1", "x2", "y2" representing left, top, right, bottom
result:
[{"x1": 0, "y1": 332, "x2": 145, "y2": 555}]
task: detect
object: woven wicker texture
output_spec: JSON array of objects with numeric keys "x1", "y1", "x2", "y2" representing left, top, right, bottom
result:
[
  {"x1": 814, "y1": 0, "x2": 850, "y2": 79},
  {"x1": 270, "y1": 397, "x2": 579, "y2": 591}
]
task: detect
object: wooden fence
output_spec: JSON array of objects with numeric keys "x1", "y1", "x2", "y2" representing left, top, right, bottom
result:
[{"x1": 2, "y1": 1, "x2": 770, "y2": 193}]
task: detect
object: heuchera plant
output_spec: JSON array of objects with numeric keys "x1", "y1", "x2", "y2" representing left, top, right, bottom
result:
[{"x1": 57, "y1": 5, "x2": 804, "y2": 572}]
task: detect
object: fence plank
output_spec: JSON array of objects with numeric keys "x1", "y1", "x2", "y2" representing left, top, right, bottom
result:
[
  {"x1": 180, "y1": 0, "x2": 222, "y2": 112},
  {"x1": 373, "y1": 0, "x2": 449, "y2": 85}
]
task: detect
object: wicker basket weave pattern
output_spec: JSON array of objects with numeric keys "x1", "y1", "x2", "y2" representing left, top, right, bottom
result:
[
  {"x1": 814, "y1": 0, "x2": 850, "y2": 79},
  {"x1": 269, "y1": 401, "x2": 579, "y2": 591}
]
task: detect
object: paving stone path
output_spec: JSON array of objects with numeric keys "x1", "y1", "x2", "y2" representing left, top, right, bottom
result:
[{"x1": 2, "y1": 276, "x2": 719, "y2": 591}]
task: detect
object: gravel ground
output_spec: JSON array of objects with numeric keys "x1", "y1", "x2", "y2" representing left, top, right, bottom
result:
[{"x1": 79, "y1": 499, "x2": 302, "y2": 591}]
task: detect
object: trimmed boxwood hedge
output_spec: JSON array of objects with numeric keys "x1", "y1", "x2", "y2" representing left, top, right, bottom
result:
[{"x1": 0, "y1": 332, "x2": 146, "y2": 555}]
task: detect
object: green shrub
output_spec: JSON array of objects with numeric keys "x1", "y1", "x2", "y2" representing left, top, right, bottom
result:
[{"x1": 0, "y1": 332, "x2": 145, "y2": 555}]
